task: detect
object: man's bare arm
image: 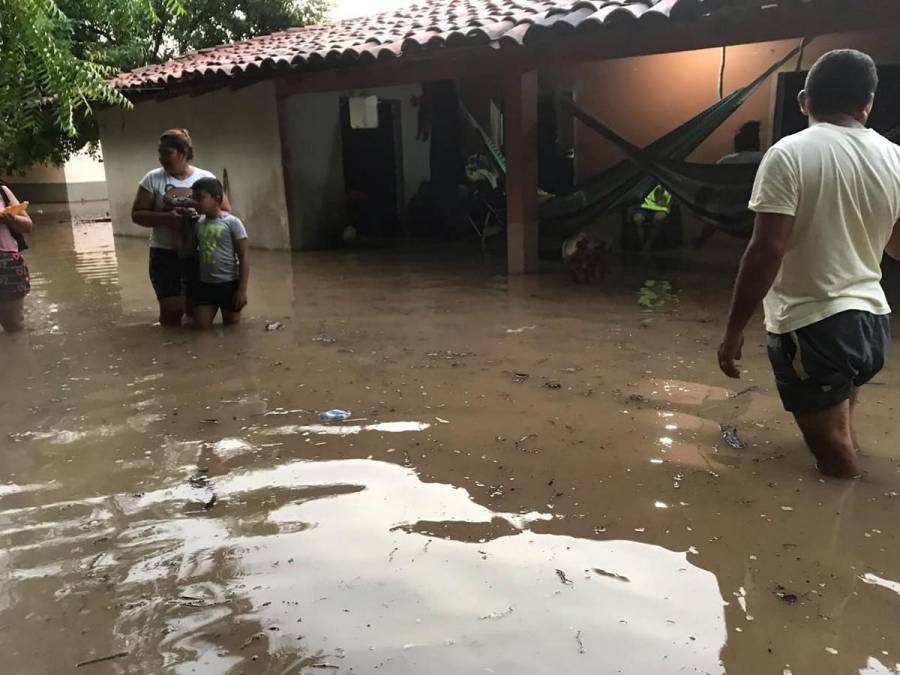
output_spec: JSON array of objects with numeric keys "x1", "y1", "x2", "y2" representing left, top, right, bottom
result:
[{"x1": 718, "y1": 212, "x2": 795, "y2": 378}]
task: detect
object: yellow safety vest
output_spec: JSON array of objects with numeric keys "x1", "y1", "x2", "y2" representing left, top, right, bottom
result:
[{"x1": 641, "y1": 185, "x2": 672, "y2": 213}]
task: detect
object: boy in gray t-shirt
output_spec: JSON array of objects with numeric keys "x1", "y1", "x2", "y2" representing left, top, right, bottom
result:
[{"x1": 189, "y1": 178, "x2": 250, "y2": 328}]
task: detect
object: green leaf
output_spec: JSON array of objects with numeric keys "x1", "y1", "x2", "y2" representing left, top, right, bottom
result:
[{"x1": 1, "y1": 0, "x2": 327, "y2": 171}]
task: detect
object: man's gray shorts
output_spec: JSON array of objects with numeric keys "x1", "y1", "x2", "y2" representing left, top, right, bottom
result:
[{"x1": 767, "y1": 310, "x2": 890, "y2": 414}]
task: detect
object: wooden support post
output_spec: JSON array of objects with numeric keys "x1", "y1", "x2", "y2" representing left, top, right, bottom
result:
[{"x1": 504, "y1": 69, "x2": 539, "y2": 275}]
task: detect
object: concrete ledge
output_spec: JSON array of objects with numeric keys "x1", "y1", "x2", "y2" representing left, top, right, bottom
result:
[
  {"x1": 67, "y1": 182, "x2": 109, "y2": 203},
  {"x1": 29, "y1": 200, "x2": 111, "y2": 223},
  {"x1": 3, "y1": 181, "x2": 108, "y2": 205},
  {"x1": 4, "y1": 182, "x2": 68, "y2": 203}
]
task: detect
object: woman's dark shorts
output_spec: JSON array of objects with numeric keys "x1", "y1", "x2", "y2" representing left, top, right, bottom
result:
[
  {"x1": 0, "y1": 251, "x2": 30, "y2": 300},
  {"x1": 193, "y1": 279, "x2": 240, "y2": 312},
  {"x1": 149, "y1": 248, "x2": 197, "y2": 301},
  {"x1": 767, "y1": 310, "x2": 890, "y2": 414}
]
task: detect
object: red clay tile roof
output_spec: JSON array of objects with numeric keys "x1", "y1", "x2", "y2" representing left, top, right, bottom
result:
[{"x1": 110, "y1": 0, "x2": 761, "y2": 91}]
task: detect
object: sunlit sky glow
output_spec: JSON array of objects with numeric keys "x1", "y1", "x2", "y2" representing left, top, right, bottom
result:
[{"x1": 330, "y1": 0, "x2": 416, "y2": 20}]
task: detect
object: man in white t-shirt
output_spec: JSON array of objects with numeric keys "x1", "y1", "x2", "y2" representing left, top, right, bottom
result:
[{"x1": 718, "y1": 49, "x2": 900, "y2": 478}]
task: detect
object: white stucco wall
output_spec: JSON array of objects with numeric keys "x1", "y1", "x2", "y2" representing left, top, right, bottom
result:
[
  {"x1": 280, "y1": 91, "x2": 346, "y2": 250},
  {"x1": 280, "y1": 83, "x2": 430, "y2": 249},
  {"x1": 97, "y1": 80, "x2": 290, "y2": 250},
  {"x1": 3, "y1": 164, "x2": 67, "y2": 184},
  {"x1": 4, "y1": 149, "x2": 107, "y2": 186},
  {"x1": 64, "y1": 149, "x2": 109, "y2": 185},
  {"x1": 1, "y1": 150, "x2": 109, "y2": 220}
]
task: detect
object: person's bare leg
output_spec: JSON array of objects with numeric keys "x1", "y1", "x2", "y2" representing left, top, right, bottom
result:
[
  {"x1": 632, "y1": 213, "x2": 647, "y2": 250},
  {"x1": 693, "y1": 222, "x2": 717, "y2": 249},
  {"x1": 849, "y1": 387, "x2": 860, "y2": 452},
  {"x1": 192, "y1": 305, "x2": 218, "y2": 330},
  {"x1": 793, "y1": 399, "x2": 860, "y2": 479},
  {"x1": 642, "y1": 212, "x2": 667, "y2": 252},
  {"x1": 158, "y1": 296, "x2": 185, "y2": 327},
  {"x1": 0, "y1": 298, "x2": 25, "y2": 332},
  {"x1": 222, "y1": 309, "x2": 241, "y2": 326}
]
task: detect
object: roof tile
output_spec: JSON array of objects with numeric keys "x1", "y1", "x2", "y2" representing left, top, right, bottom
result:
[{"x1": 109, "y1": 0, "x2": 774, "y2": 91}]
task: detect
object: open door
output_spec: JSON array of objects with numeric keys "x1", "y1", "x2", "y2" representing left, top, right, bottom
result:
[{"x1": 340, "y1": 98, "x2": 404, "y2": 238}]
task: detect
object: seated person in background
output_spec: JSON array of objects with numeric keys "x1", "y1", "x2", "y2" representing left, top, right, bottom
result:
[
  {"x1": 632, "y1": 184, "x2": 673, "y2": 251},
  {"x1": 694, "y1": 121, "x2": 763, "y2": 248},
  {"x1": 186, "y1": 178, "x2": 250, "y2": 329},
  {"x1": 719, "y1": 121, "x2": 764, "y2": 166}
]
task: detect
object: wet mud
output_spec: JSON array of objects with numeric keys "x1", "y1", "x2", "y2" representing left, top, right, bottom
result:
[{"x1": 1, "y1": 221, "x2": 899, "y2": 674}]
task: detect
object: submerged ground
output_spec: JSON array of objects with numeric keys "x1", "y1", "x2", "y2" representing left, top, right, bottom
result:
[{"x1": 1, "y1": 221, "x2": 899, "y2": 674}]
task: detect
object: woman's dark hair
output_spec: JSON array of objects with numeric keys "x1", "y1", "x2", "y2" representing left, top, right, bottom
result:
[
  {"x1": 805, "y1": 49, "x2": 878, "y2": 117},
  {"x1": 159, "y1": 128, "x2": 194, "y2": 161},
  {"x1": 192, "y1": 177, "x2": 224, "y2": 202},
  {"x1": 734, "y1": 121, "x2": 761, "y2": 153}
]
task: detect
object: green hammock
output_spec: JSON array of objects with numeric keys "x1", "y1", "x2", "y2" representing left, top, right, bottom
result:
[
  {"x1": 457, "y1": 40, "x2": 900, "y2": 234},
  {"x1": 565, "y1": 103, "x2": 900, "y2": 233},
  {"x1": 540, "y1": 41, "x2": 807, "y2": 224},
  {"x1": 562, "y1": 97, "x2": 762, "y2": 228}
]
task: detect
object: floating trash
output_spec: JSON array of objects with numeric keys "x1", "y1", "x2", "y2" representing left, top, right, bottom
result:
[
  {"x1": 556, "y1": 569, "x2": 574, "y2": 586},
  {"x1": 480, "y1": 606, "x2": 514, "y2": 621},
  {"x1": 320, "y1": 409, "x2": 352, "y2": 421},
  {"x1": 720, "y1": 424, "x2": 746, "y2": 449}
]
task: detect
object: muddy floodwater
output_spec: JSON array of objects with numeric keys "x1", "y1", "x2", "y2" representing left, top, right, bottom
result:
[{"x1": 2, "y1": 221, "x2": 900, "y2": 675}]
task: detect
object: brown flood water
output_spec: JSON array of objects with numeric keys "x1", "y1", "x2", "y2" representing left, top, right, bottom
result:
[{"x1": 2, "y1": 221, "x2": 900, "y2": 675}]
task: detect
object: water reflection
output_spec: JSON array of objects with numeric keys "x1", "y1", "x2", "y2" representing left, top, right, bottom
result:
[
  {"x1": 860, "y1": 657, "x2": 900, "y2": 674},
  {"x1": 108, "y1": 459, "x2": 727, "y2": 673},
  {"x1": 4, "y1": 218, "x2": 900, "y2": 673},
  {"x1": 860, "y1": 573, "x2": 900, "y2": 598},
  {"x1": 261, "y1": 421, "x2": 432, "y2": 436},
  {"x1": 72, "y1": 221, "x2": 119, "y2": 284}
]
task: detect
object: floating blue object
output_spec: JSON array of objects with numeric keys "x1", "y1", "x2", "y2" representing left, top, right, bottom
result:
[{"x1": 320, "y1": 409, "x2": 352, "y2": 421}]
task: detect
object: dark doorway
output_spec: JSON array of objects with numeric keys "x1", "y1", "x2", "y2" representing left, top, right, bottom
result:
[
  {"x1": 340, "y1": 98, "x2": 403, "y2": 237},
  {"x1": 538, "y1": 91, "x2": 575, "y2": 194},
  {"x1": 773, "y1": 65, "x2": 900, "y2": 141}
]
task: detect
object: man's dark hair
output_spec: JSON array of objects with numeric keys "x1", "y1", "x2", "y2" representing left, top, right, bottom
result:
[
  {"x1": 192, "y1": 177, "x2": 224, "y2": 202},
  {"x1": 805, "y1": 49, "x2": 878, "y2": 117},
  {"x1": 734, "y1": 121, "x2": 761, "y2": 153}
]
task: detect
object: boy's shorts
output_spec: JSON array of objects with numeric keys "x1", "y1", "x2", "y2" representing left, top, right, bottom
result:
[
  {"x1": 193, "y1": 279, "x2": 240, "y2": 312},
  {"x1": 767, "y1": 310, "x2": 890, "y2": 414}
]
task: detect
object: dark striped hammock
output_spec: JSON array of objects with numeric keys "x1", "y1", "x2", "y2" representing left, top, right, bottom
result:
[
  {"x1": 459, "y1": 41, "x2": 900, "y2": 236},
  {"x1": 539, "y1": 41, "x2": 808, "y2": 231}
]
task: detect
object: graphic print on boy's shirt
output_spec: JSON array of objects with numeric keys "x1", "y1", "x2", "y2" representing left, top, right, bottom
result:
[
  {"x1": 195, "y1": 213, "x2": 248, "y2": 284},
  {"x1": 198, "y1": 220, "x2": 226, "y2": 263}
]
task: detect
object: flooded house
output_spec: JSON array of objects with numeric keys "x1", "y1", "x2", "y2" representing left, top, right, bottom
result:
[
  {"x1": 9, "y1": 3, "x2": 900, "y2": 672},
  {"x1": 99, "y1": 0, "x2": 899, "y2": 273}
]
